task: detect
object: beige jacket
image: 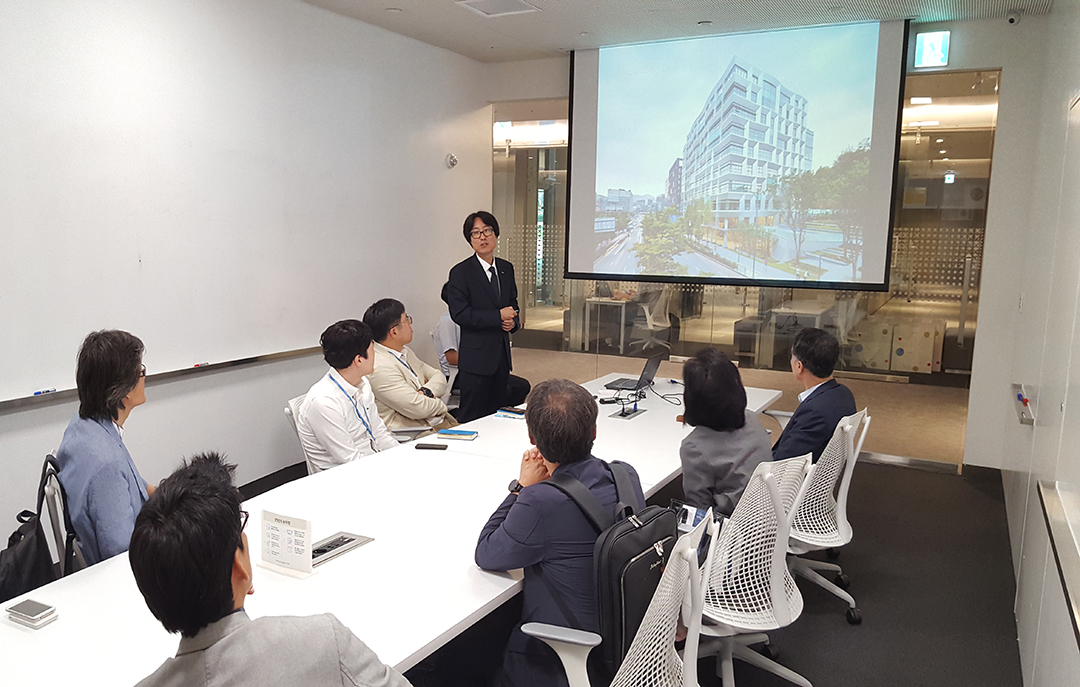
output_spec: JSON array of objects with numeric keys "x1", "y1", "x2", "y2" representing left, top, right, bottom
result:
[{"x1": 368, "y1": 342, "x2": 450, "y2": 430}]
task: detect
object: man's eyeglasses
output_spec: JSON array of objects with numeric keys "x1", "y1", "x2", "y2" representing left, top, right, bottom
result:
[
  {"x1": 240, "y1": 509, "x2": 250, "y2": 532},
  {"x1": 139, "y1": 365, "x2": 147, "y2": 378},
  {"x1": 470, "y1": 227, "x2": 495, "y2": 240}
]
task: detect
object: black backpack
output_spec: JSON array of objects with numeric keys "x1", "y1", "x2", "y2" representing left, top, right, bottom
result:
[
  {"x1": 0, "y1": 456, "x2": 66, "y2": 603},
  {"x1": 537, "y1": 461, "x2": 678, "y2": 677}
]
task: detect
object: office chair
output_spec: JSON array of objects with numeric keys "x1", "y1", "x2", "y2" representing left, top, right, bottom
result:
[
  {"x1": 42, "y1": 455, "x2": 86, "y2": 577},
  {"x1": 521, "y1": 514, "x2": 713, "y2": 687},
  {"x1": 787, "y1": 409, "x2": 871, "y2": 624},
  {"x1": 695, "y1": 455, "x2": 815, "y2": 687},
  {"x1": 628, "y1": 287, "x2": 674, "y2": 353}
]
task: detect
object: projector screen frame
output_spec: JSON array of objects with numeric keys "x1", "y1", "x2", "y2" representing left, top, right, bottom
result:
[{"x1": 563, "y1": 20, "x2": 910, "y2": 292}]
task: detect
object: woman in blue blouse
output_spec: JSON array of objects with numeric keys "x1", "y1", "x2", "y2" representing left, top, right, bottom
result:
[{"x1": 56, "y1": 330, "x2": 151, "y2": 565}]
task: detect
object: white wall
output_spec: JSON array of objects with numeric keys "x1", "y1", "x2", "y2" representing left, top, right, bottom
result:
[
  {"x1": 0, "y1": 2, "x2": 568, "y2": 516},
  {"x1": 926, "y1": 3, "x2": 1080, "y2": 686}
]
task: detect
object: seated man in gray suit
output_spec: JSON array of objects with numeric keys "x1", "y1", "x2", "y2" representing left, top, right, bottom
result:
[
  {"x1": 129, "y1": 452, "x2": 410, "y2": 687},
  {"x1": 773, "y1": 327, "x2": 857, "y2": 462}
]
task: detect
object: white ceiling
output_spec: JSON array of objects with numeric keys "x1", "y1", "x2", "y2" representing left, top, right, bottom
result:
[{"x1": 303, "y1": 0, "x2": 1053, "y2": 62}]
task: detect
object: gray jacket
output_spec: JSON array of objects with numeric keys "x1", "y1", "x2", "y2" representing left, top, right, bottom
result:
[
  {"x1": 680, "y1": 410, "x2": 772, "y2": 517},
  {"x1": 136, "y1": 611, "x2": 411, "y2": 687}
]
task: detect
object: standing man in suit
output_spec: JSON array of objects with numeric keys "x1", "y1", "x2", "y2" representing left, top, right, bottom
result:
[
  {"x1": 129, "y1": 452, "x2": 410, "y2": 687},
  {"x1": 446, "y1": 211, "x2": 520, "y2": 423},
  {"x1": 773, "y1": 327, "x2": 857, "y2": 462}
]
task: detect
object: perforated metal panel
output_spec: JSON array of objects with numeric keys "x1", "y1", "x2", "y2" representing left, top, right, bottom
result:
[{"x1": 889, "y1": 225, "x2": 983, "y2": 299}]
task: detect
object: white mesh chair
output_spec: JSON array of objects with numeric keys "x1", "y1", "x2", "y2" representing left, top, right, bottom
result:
[
  {"x1": 284, "y1": 394, "x2": 305, "y2": 438},
  {"x1": 42, "y1": 455, "x2": 87, "y2": 577},
  {"x1": 522, "y1": 514, "x2": 713, "y2": 687},
  {"x1": 628, "y1": 287, "x2": 674, "y2": 353},
  {"x1": 787, "y1": 409, "x2": 871, "y2": 624},
  {"x1": 694, "y1": 455, "x2": 815, "y2": 687}
]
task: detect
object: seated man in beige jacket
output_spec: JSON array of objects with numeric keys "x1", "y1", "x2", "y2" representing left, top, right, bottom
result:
[{"x1": 363, "y1": 298, "x2": 457, "y2": 434}]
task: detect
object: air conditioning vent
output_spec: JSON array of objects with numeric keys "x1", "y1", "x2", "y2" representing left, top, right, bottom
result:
[{"x1": 456, "y1": 0, "x2": 540, "y2": 18}]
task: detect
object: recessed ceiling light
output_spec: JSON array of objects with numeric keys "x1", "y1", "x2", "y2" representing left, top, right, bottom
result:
[
  {"x1": 385, "y1": 7, "x2": 403, "y2": 12},
  {"x1": 942, "y1": 157, "x2": 949, "y2": 161},
  {"x1": 698, "y1": 20, "x2": 713, "y2": 26},
  {"x1": 939, "y1": 150, "x2": 947, "y2": 154},
  {"x1": 936, "y1": 139, "x2": 944, "y2": 143},
  {"x1": 910, "y1": 97, "x2": 932, "y2": 104},
  {"x1": 580, "y1": 31, "x2": 589, "y2": 36}
]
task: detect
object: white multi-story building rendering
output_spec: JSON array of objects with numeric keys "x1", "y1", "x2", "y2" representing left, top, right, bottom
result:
[{"x1": 680, "y1": 58, "x2": 814, "y2": 229}]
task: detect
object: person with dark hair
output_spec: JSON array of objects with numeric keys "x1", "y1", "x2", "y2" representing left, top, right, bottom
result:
[
  {"x1": 680, "y1": 349, "x2": 771, "y2": 517},
  {"x1": 772, "y1": 327, "x2": 857, "y2": 462},
  {"x1": 363, "y1": 298, "x2": 456, "y2": 433},
  {"x1": 475, "y1": 379, "x2": 644, "y2": 687},
  {"x1": 130, "y1": 452, "x2": 410, "y2": 687},
  {"x1": 435, "y1": 282, "x2": 531, "y2": 407},
  {"x1": 296, "y1": 319, "x2": 398, "y2": 473},
  {"x1": 55, "y1": 329, "x2": 152, "y2": 565},
  {"x1": 445, "y1": 211, "x2": 521, "y2": 422}
]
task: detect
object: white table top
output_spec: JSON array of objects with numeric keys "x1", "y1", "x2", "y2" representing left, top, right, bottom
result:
[{"x1": 0, "y1": 373, "x2": 781, "y2": 685}]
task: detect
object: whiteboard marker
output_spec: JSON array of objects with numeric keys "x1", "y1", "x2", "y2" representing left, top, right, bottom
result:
[
  {"x1": 194, "y1": 362, "x2": 210, "y2": 368},
  {"x1": 34, "y1": 388, "x2": 57, "y2": 396}
]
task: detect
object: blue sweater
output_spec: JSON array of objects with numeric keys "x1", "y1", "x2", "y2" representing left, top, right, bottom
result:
[{"x1": 55, "y1": 415, "x2": 149, "y2": 565}]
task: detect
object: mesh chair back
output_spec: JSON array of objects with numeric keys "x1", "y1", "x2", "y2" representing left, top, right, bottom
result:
[
  {"x1": 790, "y1": 409, "x2": 869, "y2": 548},
  {"x1": 611, "y1": 514, "x2": 712, "y2": 687},
  {"x1": 284, "y1": 394, "x2": 305, "y2": 437},
  {"x1": 703, "y1": 456, "x2": 810, "y2": 631}
]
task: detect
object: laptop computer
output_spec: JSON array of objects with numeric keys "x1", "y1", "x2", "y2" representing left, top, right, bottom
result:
[{"x1": 604, "y1": 353, "x2": 664, "y2": 391}]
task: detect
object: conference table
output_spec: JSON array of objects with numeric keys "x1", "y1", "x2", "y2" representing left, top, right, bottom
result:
[{"x1": 0, "y1": 373, "x2": 781, "y2": 686}]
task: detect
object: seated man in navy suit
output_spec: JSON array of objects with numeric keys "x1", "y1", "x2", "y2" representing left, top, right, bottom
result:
[
  {"x1": 475, "y1": 379, "x2": 644, "y2": 687},
  {"x1": 773, "y1": 327, "x2": 857, "y2": 462}
]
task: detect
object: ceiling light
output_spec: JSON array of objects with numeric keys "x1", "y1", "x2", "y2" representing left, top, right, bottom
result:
[
  {"x1": 698, "y1": 20, "x2": 713, "y2": 26},
  {"x1": 385, "y1": 7, "x2": 403, "y2": 13},
  {"x1": 942, "y1": 157, "x2": 949, "y2": 161},
  {"x1": 911, "y1": 97, "x2": 932, "y2": 104},
  {"x1": 939, "y1": 150, "x2": 947, "y2": 154},
  {"x1": 580, "y1": 31, "x2": 589, "y2": 36},
  {"x1": 936, "y1": 139, "x2": 943, "y2": 143},
  {"x1": 456, "y1": 0, "x2": 540, "y2": 18}
]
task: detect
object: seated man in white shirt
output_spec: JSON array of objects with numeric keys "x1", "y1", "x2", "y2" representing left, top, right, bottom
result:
[
  {"x1": 296, "y1": 319, "x2": 398, "y2": 473},
  {"x1": 363, "y1": 298, "x2": 456, "y2": 434}
]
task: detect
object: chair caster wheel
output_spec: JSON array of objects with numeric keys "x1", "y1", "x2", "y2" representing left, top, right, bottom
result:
[
  {"x1": 756, "y1": 643, "x2": 780, "y2": 661},
  {"x1": 846, "y1": 608, "x2": 862, "y2": 625},
  {"x1": 826, "y1": 548, "x2": 841, "y2": 560},
  {"x1": 833, "y1": 573, "x2": 850, "y2": 590}
]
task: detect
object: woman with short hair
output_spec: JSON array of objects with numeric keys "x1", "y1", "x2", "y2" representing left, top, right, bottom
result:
[
  {"x1": 56, "y1": 329, "x2": 151, "y2": 565},
  {"x1": 680, "y1": 348, "x2": 771, "y2": 517}
]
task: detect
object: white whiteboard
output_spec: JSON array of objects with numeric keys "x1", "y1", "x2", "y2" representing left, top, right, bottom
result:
[{"x1": 0, "y1": 0, "x2": 490, "y2": 402}]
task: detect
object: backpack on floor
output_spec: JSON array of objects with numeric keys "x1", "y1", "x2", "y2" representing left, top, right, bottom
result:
[
  {"x1": 0, "y1": 457, "x2": 61, "y2": 603},
  {"x1": 537, "y1": 460, "x2": 679, "y2": 678}
]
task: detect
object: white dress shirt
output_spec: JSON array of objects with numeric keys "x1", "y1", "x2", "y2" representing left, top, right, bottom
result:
[
  {"x1": 798, "y1": 380, "x2": 828, "y2": 403},
  {"x1": 295, "y1": 369, "x2": 398, "y2": 474},
  {"x1": 434, "y1": 310, "x2": 461, "y2": 378}
]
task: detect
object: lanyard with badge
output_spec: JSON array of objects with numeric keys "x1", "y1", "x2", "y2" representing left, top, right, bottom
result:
[{"x1": 329, "y1": 375, "x2": 377, "y2": 451}]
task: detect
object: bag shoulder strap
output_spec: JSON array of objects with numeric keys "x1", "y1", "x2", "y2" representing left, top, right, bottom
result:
[
  {"x1": 543, "y1": 472, "x2": 613, "y2": 533},
  {"x1": 608, "y1": 461, "x2": 643, "y2": 520}
]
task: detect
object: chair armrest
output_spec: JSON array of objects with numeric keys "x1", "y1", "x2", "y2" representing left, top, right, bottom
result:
[
  {"x1": 763, "y1": 409, "x2": 794, "y2": 432},
  {"x1": 521, "y1": 623, "x2": 602, "y2": 647}
]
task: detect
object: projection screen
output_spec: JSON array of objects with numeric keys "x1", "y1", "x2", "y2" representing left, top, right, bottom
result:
[{"x1": 566, "y1": 21, "x2": 908, "y2": 289}]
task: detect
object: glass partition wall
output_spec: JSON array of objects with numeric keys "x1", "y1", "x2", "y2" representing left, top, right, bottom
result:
[{"x1": 492, "y1": 70, "x2": 996, "y2": 394}]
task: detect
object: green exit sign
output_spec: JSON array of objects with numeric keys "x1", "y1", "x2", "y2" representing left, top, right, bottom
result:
[{"x1": 915, "y1": 31, "x2": 950, "y2": 68}]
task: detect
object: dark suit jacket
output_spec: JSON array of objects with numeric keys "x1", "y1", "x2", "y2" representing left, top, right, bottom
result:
[
  {"x1": 475, "y1": 457, "x2": 645, "y2": 686},
  {"x1": 772, "y1": 379, "x2": 857, "y2": 462},
  {"x1": 446, "y1": 255, "x2": 519, "y2": 376}
]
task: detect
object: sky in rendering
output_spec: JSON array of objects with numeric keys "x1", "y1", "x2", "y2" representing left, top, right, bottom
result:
[{"x1": 595, "y1": 22, "x2": 882, "y2": 198}]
